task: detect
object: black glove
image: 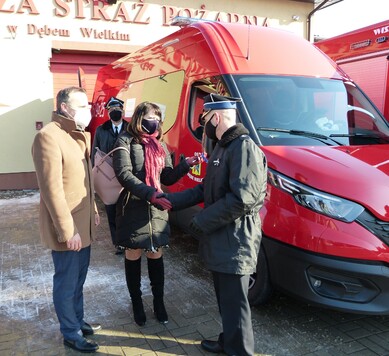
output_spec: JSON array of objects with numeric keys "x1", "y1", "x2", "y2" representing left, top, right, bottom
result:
[{"x1": 190, "y1": 217, "x2": 203, "y2": 235}]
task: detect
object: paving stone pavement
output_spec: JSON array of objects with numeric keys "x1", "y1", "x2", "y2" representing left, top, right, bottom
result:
[{"x1": 2, "y1": 190, "x2": 389, "y2": 356}]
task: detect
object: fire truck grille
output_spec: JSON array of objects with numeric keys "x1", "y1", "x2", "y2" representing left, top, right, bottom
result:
[{"x1": 356, "y1": 210, "x2": 389, "y2": 245}]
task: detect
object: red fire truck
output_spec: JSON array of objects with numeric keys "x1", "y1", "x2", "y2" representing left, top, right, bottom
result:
[
  {"x1": 315, "y1": 20, "x2": 389, "y2": 119},
  {"x1": 90, "y1": 17, "x2": 389, "y2": 315}
]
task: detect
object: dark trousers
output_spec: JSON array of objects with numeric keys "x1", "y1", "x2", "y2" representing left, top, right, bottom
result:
[
  {"x1": 212, "y1": 271, "x2": 254, "y2": 356},
  {"x1": 52, "y1": 246, "x2": 91, "y2": 341},
  {"x1": 105, "y1": 203, "x2": 116, "y2": 244}
]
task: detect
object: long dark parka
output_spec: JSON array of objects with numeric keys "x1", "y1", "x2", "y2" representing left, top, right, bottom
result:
[{"x1": 112, "y1": 103, "x2": 190, "y2": 250}]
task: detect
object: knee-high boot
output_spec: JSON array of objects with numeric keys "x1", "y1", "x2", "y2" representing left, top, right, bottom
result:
[
  {"x1": 147, "y1": 256, "x2": 168, "y2": 324},
  {"x1": 125, "y1": 257, "x2": 146, "y2": 326}
]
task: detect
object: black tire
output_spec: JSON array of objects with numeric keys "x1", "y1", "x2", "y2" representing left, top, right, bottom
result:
[{"x1": 248, "y1": 246, "x2": 273, "y2": 306}]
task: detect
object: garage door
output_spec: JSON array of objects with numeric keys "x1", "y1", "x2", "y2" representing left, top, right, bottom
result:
[
  {"x1": 339, "y1": 55, "x2": 388, "y2": 114},
  {"x1": 50, "y1": 52, "x2": 123, "y2": 105}
]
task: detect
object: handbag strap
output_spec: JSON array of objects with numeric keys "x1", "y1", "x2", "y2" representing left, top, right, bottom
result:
[{"x1": 95, "y1": 146, "x2": 130, "y2": 168}]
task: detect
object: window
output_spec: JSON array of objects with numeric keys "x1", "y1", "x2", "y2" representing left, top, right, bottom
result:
[
  {"x1": 188, "y1": 76, "x2": 231, "y2": 140},
  {"x1": 116, "y1": 70, "x2": 185, "y2": 133}
]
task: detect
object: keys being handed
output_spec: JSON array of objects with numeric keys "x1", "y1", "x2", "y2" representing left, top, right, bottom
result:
[
  {"x1": 150, "y1": 192, "x2": 172, "y2": 211},
  {"x1": 186, "y1": 154, "x2": 204, "y2": 167}
]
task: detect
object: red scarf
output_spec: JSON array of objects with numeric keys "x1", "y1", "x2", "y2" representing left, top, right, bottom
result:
[{"x1": 142, "y1": 132, "x2": 166, "y2": 192}]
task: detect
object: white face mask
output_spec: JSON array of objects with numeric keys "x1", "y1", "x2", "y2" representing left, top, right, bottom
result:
[
  {"x1": 63, "y1": 95, "x2": 91, "y2": 129},
  {"x1": 73, "y1": 108, "x2": 92, "y2": 129}
]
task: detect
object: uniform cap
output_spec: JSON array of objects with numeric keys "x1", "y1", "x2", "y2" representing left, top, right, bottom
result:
[
  {"x1": 203, "y1": 93, "x2": 241, "y2": 111},
  {"x1": 105, "y1": 97, "x2": 124, "y2": 109}
]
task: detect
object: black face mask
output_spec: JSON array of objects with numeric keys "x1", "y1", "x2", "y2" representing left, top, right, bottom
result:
[
  {"x1": 109, "y1": 110, "x2": 122, "y2": 122},
  {"x1": 205, "y1": 116, "x2": 218, "y2": 141},
  {"x1": 141, "y1": 119, "x2": 159, "y2": 135}
]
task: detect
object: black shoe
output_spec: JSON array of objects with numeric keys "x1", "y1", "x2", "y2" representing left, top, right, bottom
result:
[
  {"x1": 115, "y1": 247, "x2": 124, "y2": 255},
  {"x1": 81, "y1": 322, "x2": 102, "y2": 336},
  {"x1": 201, "y1": 339, "x2": 224, "y2": 354},
  {"x1": 64, "y1": 337, "x2": 99, "y2": 353}
]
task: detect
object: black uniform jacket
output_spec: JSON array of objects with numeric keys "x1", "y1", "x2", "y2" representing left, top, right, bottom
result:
[
  {"x1": 168, "y1": 124, "x2": 268, "y2": 274},
  {"x1": 91, "y1": 119, "x2": 129, "y2": 166}
]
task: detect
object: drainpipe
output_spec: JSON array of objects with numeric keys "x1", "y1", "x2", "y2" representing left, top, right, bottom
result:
[{"x1": 307, "y1": 0, "x2": 343, "y2": 42}]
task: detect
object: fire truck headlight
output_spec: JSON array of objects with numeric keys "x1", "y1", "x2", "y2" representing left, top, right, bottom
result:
[{"x1": 268, "y1": 169, "x2": 365, "y2": 222}]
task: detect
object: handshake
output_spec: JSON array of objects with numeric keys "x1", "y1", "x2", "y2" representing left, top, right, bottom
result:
[
  {"x1": 148, "y1": 154, "x2": 206, "y2": 211},
  {"x1": 149, "y1": 192, "x2": 172, "y2": 211},
  {"x1": 149, "y1": 192, "x2": 204, "y2": 235}
]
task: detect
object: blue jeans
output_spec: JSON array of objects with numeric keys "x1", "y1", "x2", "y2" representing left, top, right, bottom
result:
[{"x1": 52, "y1": 246, "x2": 91, "y2": 341}]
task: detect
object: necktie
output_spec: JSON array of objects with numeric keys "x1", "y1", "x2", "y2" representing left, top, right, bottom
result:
[{"x1": 115, "y1": 126, "x2": 119, "y2": 137}]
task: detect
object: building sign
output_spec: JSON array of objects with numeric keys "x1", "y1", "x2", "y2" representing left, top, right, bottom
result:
[{"x1": 0, "y1": 0, "x2": 267, "y2": 45}]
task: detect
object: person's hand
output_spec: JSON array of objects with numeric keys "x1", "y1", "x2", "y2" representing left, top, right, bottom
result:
[
  {"x1": 186, "y1": 154, "x2": 204, "y2": 167},
  {"x1": 150, "y1": 192, "x2": 172, "y2": 211},
  {"x1": 95, "y1": 213, "x2": 100, "y2": 226},
  {"x1": 190, "y1": 217, "x2": 203, "y2": 235},
  {"x1": 66, "y1": 233, "x2": 82, "y2": 252}
]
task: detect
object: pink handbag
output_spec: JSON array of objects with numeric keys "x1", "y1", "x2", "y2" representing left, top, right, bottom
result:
[{"x1": 92, "y1": 146, "x2": 129, "y2": 205}]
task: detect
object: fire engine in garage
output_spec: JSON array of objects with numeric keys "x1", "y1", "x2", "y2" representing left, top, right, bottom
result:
[
  {"x1": 89, "y1": 17, "x2": 389, "y2": 314},
  {"x1": 315, "y1": 20, "x2": 389, "y2": 119}
]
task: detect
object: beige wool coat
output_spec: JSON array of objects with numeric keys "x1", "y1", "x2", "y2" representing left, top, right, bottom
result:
[{"x1": 32, "y1": 112, "x2": 97, "y2": 251}]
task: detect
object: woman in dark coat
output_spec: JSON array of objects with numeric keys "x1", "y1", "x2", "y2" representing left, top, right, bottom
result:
[{"x1": 112, "y1": 101, "x2": 199, "y2": 326}]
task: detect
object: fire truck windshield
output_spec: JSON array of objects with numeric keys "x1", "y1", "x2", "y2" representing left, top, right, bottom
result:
[{"x1": 234, "y1": 75, "x2": 389, "y2": 146}]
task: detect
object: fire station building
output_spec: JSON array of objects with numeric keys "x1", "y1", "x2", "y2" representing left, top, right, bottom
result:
[{"x1": 0, "y1": 0, "x2": 320, "y2": 190}]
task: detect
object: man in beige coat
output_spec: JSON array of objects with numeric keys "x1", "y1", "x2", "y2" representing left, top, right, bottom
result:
[{"x1": 32, "y1": 87, "x2": 101, "y2": 353}]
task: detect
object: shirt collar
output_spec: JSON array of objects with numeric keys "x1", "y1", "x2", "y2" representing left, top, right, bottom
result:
[{"x1": 112, "y1": 122, "x2": 123, "y2": 132}]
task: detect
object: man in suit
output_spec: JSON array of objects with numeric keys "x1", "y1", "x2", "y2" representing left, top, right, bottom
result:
[
  {"x1": 91, "y1": 96, "x2": 128, "y2": 255},
  {"x1": 32, "y1": 86, "x2": 101, "y2": 353}
]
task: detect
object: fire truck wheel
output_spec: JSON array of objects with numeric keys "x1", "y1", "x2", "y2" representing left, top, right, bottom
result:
[{"x1": 248, "y1": 246, "x2": 273, "y2": 306}]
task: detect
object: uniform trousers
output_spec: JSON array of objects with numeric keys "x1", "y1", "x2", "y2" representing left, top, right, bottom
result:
[
  {"x1": 52, "y1": 246, "x2": 91, "y2": 341},
  {"x1": 212, "y1": 271, "x2": 254, "y2": 356},
  {"x1": 105, "y1": 203, "x2": 116, "y2": 244}
]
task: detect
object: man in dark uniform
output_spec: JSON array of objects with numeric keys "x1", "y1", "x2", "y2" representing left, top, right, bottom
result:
[
  {"x1": 167, "y1": 93, "x2": 267, "y2": 355},
  {"x1": 91, "y1": 96, "x2": 128, "y2": 255}
]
